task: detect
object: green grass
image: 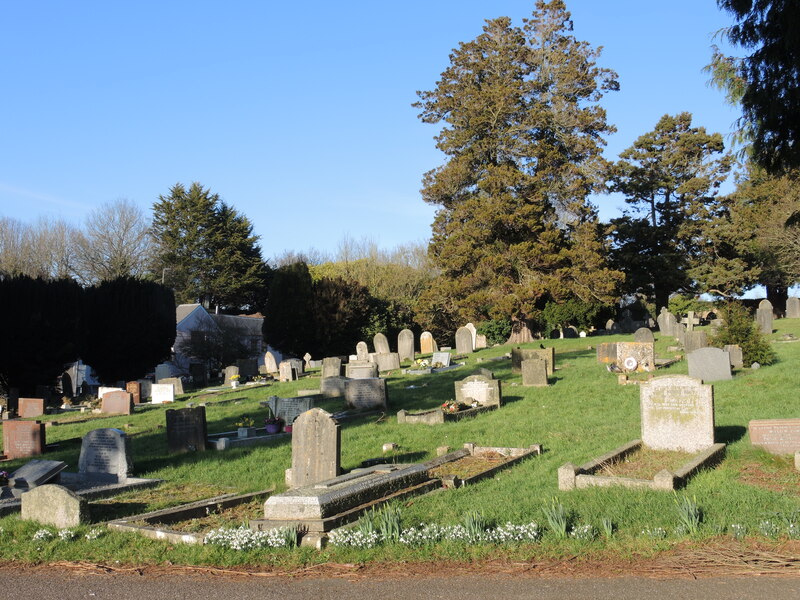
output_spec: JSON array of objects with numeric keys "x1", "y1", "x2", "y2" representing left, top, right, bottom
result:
[{"x1": 1, "y1": 321, "x2": 799, "y2": 566}]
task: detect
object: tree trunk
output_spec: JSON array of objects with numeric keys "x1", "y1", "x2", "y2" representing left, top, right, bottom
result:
[{"x1": 507, "y1": 317, "x2": 536, "y2": 344}]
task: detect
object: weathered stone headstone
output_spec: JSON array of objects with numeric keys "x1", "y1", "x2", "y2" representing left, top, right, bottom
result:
[
  {"x1": 455, "y1": 327, "x2": 474, "y2": 354},
  {"x1": 101, "y1": 390, "x2": 134, "y2": 415},
  {"x1": 756, "y1": 299, "x2": 773, "y2": 334},
  {"x1": 475, "y1": 334, "x2": 488, "y2": 348},
  {"x1": 344, "y1": 378, "x2": 388, "y2": 410},
  {"x1": 420, "y1": 331, "x2": 437, "y2": 354},
  {"x1": 290, "y1": 408, "x2": 340, "y2": 488},
  {"x1": 98, "y1": 386, "x2": 124, "y2": 400},
  {"x1": 749, "y1": 418, "x2": 800, "y2": 455},
  {"x1": 657, "y1": 308, "x2": 675, "y2": 337},
  {"x1": 321, "y1": 357, "x2": 342, "y2": 379},
  {"x1": 454, "y1": 375, "x2": 502, "y2": 407},
  {"x1": 633, "y1": 328, "x2": 655, "y2": 343},
  {"x1": 431, "y1": 351, "x2": 451, "y2": 368},
  {"x1": 787, "y1": 297, "x2": 800, "y2": 319},
  {"x1": 237, "y1": 358, "x2": 259, "y2": 379},
  {"x1": 78, "y1": 428, "x2": 132, "y2": 483},
  {"x1": 223, "y1": 365, "x2": 240, "y2": 385},
  {"x1": 137, "y1": 379, "x2": 152, "y2": 401},
  {"x1": 264, "y1": 351, "x2": 279, "y2": 374},
  {"x1": 596, "y1": 342, "x2": 618, "y2": 364},
  {"x1": 267, "y1": 396, "x2": 315, "y2": 427},
  {"x1": 687, "y1": 347, "x2": 732, "y2": 382},
  {"x1": 18, "y1": 398, "x2": 45, "y2": 418},
  {"x1": 166, "y1": 406, "x2": 207, "y2": 453},
  {"x1": 723, "y1": 344, "x2": 744, "y2": 369},
  {"x1": 684, "y1": 330, "x2": 708, "y2": 354},
  {"x1": 320, "y1": 376, "x2": 347, "y2": 397},
  {"x1": 511, "y1": 347, "x2": 554, "y2": 376},
  {"x1": 356, "y1": 341, "x2": 369, "y2": 361},
  {"x1": 615, "y1": 342, "x2": 655, "y2": 372},
  {"x1": 150, "y1": 383, "x2": 175, "y2": 404},
  {"x1": 345, "y1": 361, "x2": 379, "y2": 379},
  {"x1": 2, "y1": 420, "x2": 45, "y2": 459},
  {"x1": 126, "y1": 381, "x2": 142, "y2": 405},
  {"x1": 397, "y1": 329, "x2": 415, "y2": 362},
  {"x1": 154, "y1": 364, "x2": 171, "y2": 382},
  {"x1": 286, "y1": 358, "x2": 304, "y2": 375},
  {"x1": 21, "y1": 484, "x2": 88, "y2": 528},
  {"x1": 640, "y1": 375, "x2": 715, "y2": 452},
  {"x1": 375, "y1": 352, "x2": 401, "y2": 372},
  {"x1": 373, "y1": 333, "x2": 391, "y2": 355},
  {"x1": 521, "y1": 359, "x2": 548, "y2": 387},
  {"x1": 465, "y1": 322, "x2": 478, "y2": 349},
  {"x1": 279, "y1": 361, "x2": 297, "y2": 382},
  {"x1": 162, "y1": 377, "x2": 184, "y2": 396},
  {"x1": 674, "y1": 323, "x2": 686, "y2": 346},
  {"x1": 605, "y1": 319, "x2": 617, "y2": 332}
]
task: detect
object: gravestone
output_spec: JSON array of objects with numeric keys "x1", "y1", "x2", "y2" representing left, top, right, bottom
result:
[
  {"x1": 680, "y1": 311, "x2": 700, "y2": 332},
  {"x1": 189, "y1": 363, "x2": 207, "y2": 388},
  {"x1": 279, "y1": 361, "x2": 297, "y2": 382},
  {"x1": 78, "y1": 428, "x2": 133, "y2": 483},
  {"x1": 303, "y1": 353, "x2": 312, "y2": 369},
  {"x1": 787, "y1": 297, "x2": 800, "y2": 319},
  {"x1": 375, "y1": 352, "x2": 401, "y2": 372},
  {"x1": 688, "y1": 347, "x2": 732, "y2": 382},
  {"x1": 615, "y1": 342, "x2": 655, "y2": 372},
  {"x1": 684, "y1": 330, "x2": 708, "y2": 354},
  {"x1": 98, "y1": 386, "x2": 123, "y2": 400},
  {"x1": 101, "y1": 390, "x2": 134, "y2": 415},
  {"x1": 723, "y1": 344, "x2": 744, "y2": 369},
  {"x1": 18, "y1": 398, "x2": 45, "y2": 418},
  {"x1": 344, "y1": 378, "x2": 388, "y2": 410},
  {"x1": 455, "y1": 327, "x2": 474, "y2": 354},
  {"x1": 287, "y1": 358, "x2": 304, "y2": 375},
  {"x1": 674, "y1": 323, "x2": 686, "y2": 346},
  {"x1": 431, "y1": 351, "x2": 451, "y2": 368},
  {"x1": 154, "y1": 364, "x2": 171, "y2": 382},
  {"x1": 345, "y1": 361, "x2": 379, "y2": 379},
  {"x1": 657, "y1": 308, "x2": 675, "y2": 337},
  {"x1": 373, "y1": 333, "x2": 391, "y2": 355},
  {"x1": 356, "y1": 341, "x2": 369, "y2": 361},
  {"x1": 264, "y1": 351, "x2": 279, "y2": 374},
  {"x1": 640, "y1": 375, "x2": 715, "y2": 453},
  {"x1": 596, "y1": 342, "x2": 617, "y2": 364},
  {"x1": 2, "y1": 420, "x2": 45, "y2": 459},
  {"x1": 223, "y1": 365, "x2": 240, "y2": 385},
  {"x1": 237, "y1": 358, "x2": 259, "y2": 379},
  {"x1": 475, "y1": 367, "x2": 494, "y2": 379},
  {"x1": 521, "y1": 359, "x2": 548, "y2": 387},
  {"x1": 562, "y1": 327, "x2": 579, "y2": 339},
  {"x1": 320, "y1": 376, "x2": 347, "y2": 397},
  {"x1": 605, "y1": 319, "x2": 617, "y2": 332},
  {"x1": 321, "y1": 357, "x2": 343, "y2": 379},
  {"x1": 158, "y1": 377, "x2": 183, "y2": 396},
  {"x1": 290, "y1": 408, "x2": 340, "y2": 488},
  {"x1": 150, "y1": 383, "x2": 175, "y2": 404},
  {"x1": 420, "y1": 331, "x2": 437, "y2": 354},
  {"x1": 512, "y1": 347, "x2": 554, "y2": 376},
  {"x1": 465, "y1": 322, "x2": 478, "y2": 349},
  {"x1": 756, "y1": 299, "x2": 773, "y2": 334},
  {"x1": 267, "y1": 396, "x2": 315, "y2": 427},
  {"x1": 21, "y1": 484, "x2": 88, "y2": 528},
  {"x1": 475, "y1": 334, "x2": 488, "y2": 348},
  {"x1": 749, "y1": 418, "x2": 800, "y2": 455},
  {"x1": 454, "y1": 375, "x2": 502, "y2": 407},
  {"x1": 633, "y1": 328, "x2": 655, "y2": 344},
  {"x1": 166, "y1": 406, "x2": 208, "y2": 453},
  {"x1": 397, "y1": 329, "x2": 415, "y2": 362},
  {"x1": 137, "y1": 379, "x2": 152, "y2": 401},
  {"x1": 126, "y1": 381, "x2": 141, "y2": 405},
  {"x1": 8, "y1": 459, "x2": 67, "y2": 490}
]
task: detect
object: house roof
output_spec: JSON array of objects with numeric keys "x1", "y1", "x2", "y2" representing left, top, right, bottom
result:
[
  {"x1": 212, "y1": 313, "x2": 264, "y2": 336},
  {"x1": 176, "y1": 303, "x2": 203, "y2": 326}
]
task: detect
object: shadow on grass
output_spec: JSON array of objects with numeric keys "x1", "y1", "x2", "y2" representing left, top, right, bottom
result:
[
  {"x1": 716, "y1": 425, "x2": 747, "y2": 444},
  {"x1": 90, "y1": 501, "x2": 150, "y2": 522}
]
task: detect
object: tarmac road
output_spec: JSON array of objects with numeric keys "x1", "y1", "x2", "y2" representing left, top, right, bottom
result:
[{"x1": 0, "y1": 571, "x2": 798, "y2": 600}]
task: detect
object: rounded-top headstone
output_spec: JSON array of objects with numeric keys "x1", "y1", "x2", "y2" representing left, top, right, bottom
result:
[
  {"x1": 633, "y1": 327, "x2": 655, "y2": 343},
  {"x1": 455, "y1": 327, "x2": 473, "y2": 354},
  {"x1": 397, "y1": 329, "x2": 415, "y2": 362},
  {"x1": 356, "y1": 341, "x2": 369, "y2": 361},
  {"x1": 373, "y1": 332, "x2": 390, "y2": 355}
]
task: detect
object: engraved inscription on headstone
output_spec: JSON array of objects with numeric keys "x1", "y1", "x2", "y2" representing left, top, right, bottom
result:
[
  {"x1": 166, "y1": 406, "x2": 208, "y2": 453},
  {"x1": 749, "y1": 418, "x2": 800, "y2": 455},
  {"x1": 344, "y1": 378, "x2": 388, "y2": 410},
  {"x1": 78, "y1": 428, "x2": 132, "y2": 484},
  {"x1": 640, "y1": 375, "x2": 715, "y2": 453}
]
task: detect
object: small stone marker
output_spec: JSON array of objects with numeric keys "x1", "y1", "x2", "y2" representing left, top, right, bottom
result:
[
  {"x1": 21, "y1": 484, "x2": 88, "y2": 528},
  {"x1": 101, "y1": 390, "x2": 134, "y2": 415},
  {"x1": 512, "y1": 347, "x2": 554, "y2": 376},
  {"x1": 373, "y1": 332, "x2": 391, "y2": 355},
  {"x1": 344, "y1": 378, "x2": 388, "y2": 410},
  {"x1": 521, "y1": 359, "x2": 548, "y2": 387},
  {"x1": 345, "y1": 361, "x2": 379, "y2": 379},
  {"x1": 18, "y1": 398, "x2": 45, "y2": 418},
  {"x1": 267, "y1": 396, "x2": 315, "y2": 426},
  {"x1": 787, "y1": 297, "x2": 800, "y2": 319},
  {"x1": 290, "y1": 408, "x2": 340, "y2": 487},
  {"x1": 723, "y1": 344, "x2": 744, "y2": 369},
  {"x1": 375, "y1": 352, "x2": 401, "y2": 372},
  {"x1": 640, "y1": 375, "x2": 715, "y2": 453},
  {"x1": 420, "y1": 331, "x2": 437, "y2": 354},
  {"x1": 756, "y1": 299, "x2": 773, "y2": 334},
  {"x1": 150, "y1": 383, "x2": 175, "y2": 404},
  {"x1": 633, "y1": 328, "x2": 655, "y2": 343},
  {"x1": 126, "y1": 381, "x2": 141, "y2": 405},
  {"x1": 749, "y1": 418, "x2": 800, "y2": 455},
  {"x1": 356, "y1": 341, "x2": 369, "y2": 361},
  {"x1": 279, "y1": 361, "x2": 297, "y2": 382},
  {"x1": 596, "y1": 342, "x2": 617, "y2": 364},
  {"x1": 397, "y1": 329, "x2": 415, "y2": 362},
  {"x1": 321, "y1": 357, "x2": 342, "y2": 379},
  {"x1": 166, "y1": 406, "x2": 208, "y2": 453},
  {"x1": 161, "y1": 377, "x2": 184, "y2": 395},
  {"x1": 2, "y1": 420, "x2": 45, "y2": 459},
  {"x1": 615, "y1": 342, "x2": 655, "y2": 372},
  {"x1": 688, "y1": 347, "x2": 732, "y2": 382},
  {"x1": 684, "y1": 330, "x2": 708, "y2": 354},
  {"x1": 455, "y1": 327, "x2": 474, "y2": 354},
  {"x1": 431, "y1": 351, "x2": 451, "y2": 367},
  {"x1": 264, "y1": 351, "x2": 279, "y2": 374},
  {"x1": 454, "y1": 375, "x2": 502, "y2": 407},
  {"x1": 78, "y1": 428, "x2": 133, "y2": 483},
  {"x1": 223, "y1": 365, "x2": 240, "y2": 385}
]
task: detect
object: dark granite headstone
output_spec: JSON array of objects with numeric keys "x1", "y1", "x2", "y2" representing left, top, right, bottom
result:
[
  {"x1": 78, "y1": 428, "x2": 132, "y2": 484},
  {"x1": 8, "y1": 459, "x2": 67, "y2": 489},
  {"x1": 166, "y1": 406, "x2": 208, "y2": 453},
  {"x1": 2, "y1": 420, "x2": 45, "y2": 459},
  {"x1": 267, "y1": 396, "x2": 315, "y2": 426}
]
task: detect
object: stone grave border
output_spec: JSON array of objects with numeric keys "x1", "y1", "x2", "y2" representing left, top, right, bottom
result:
[
  {"x1": 107, "y1": 489, "x2": 273, "y2": 545},
  {"x1": 396, "y1": 404, "x2": 498, "y2": 425},
  {"x1": 557, "y1": 438, "x2": 726, "y2": 492},
  {"x1": 432, "y1": 443, "x2": 542, "y2": 488},
  {"x1": 207, "y1": 427, "x2": 289, "y2": 451},
  {"x1": 404, "y1": 363, "x2": 463, "y2": 376}
]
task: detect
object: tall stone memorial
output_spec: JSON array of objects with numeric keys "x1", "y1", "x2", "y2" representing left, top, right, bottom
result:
[
  {"x1": 640, "y1": 375, "x2": 715, "y2": 453},
  {"x1": 756, "y1": 299, "x2": 773, "y2": 335},
  {"x1": 397, "y1": 329, "x2": 415, "y2": 362},
  {"x1": 787, "y1": 297, "x2": 800, "y2": 319},
  {"x1": 455, "y1": 326, "x2": 474, "y2": 354},
  {"x1": 290, "y1": 408, "x2": 340, "y2": 488}
]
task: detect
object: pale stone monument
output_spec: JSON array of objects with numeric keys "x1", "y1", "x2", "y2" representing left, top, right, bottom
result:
[
  {"x1": 688, "y1": 347, "x2": 732, "y2": 382},
  {"x1": 420, "y1": 331, "x2": 437, "y2": 354},
  {"x1": 397, "y1": 329, "x2": 415, "y2": 362},
  {"x1": 455, "y1": 327, "x2": 473, "y2": 354},
  {"x1": 289, "y1": 408, "x2": 340, "y2": 488},
  {"x1": 640, "y1": 375, "x2": 715, "y2": 453}
]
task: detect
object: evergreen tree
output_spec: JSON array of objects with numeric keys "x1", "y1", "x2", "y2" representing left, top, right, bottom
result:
[
  {"x1": 262, "y1": 262, "x2": 316, "y2": 357},
  {"x1": 312, "y1": 276, "x2": 372, "y2": 356},
  {"x1": 414, "y1": 1, "x2": 621, "y2": 334}
]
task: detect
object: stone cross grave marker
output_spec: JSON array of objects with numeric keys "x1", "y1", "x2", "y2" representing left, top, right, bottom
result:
[
  {"x1": 756, "y1": 299, "x2": 773, "y2": 335},
  {"x1": 680, "y1": 311, "x2": 700, "y2": 332},
  {"x1": 166, "y1": 406, "x2": 208, "y2": 453},
  {"x1": 344, "y1": 378, "x2": 388, "y2": 410},
  {"x1": 633, "y1": 327, "x2": 655, "y2": 344},
  {"x1": 303, "y1": 352, "x2": 312, "y2": 369},
  {"x1": 290, "y1": 408, "x2": 340, "y2": 488},
  {"x1": 749, "y1": 418, "x2": 800, "y2": 455},
  {"x1": 21, "y1": 484, "x2": 88, "y2": 529},
  {"x1": 78, "y1": 428, "x2": 133, "y2": 484},
  {"x1": 454, "y1": 374, "x2": 502, "y2": 407},
  {"x1": 688, "y1": 347, "x2": 732, "y2": 382},
  {"x1": 18, "y1": 398, "x2": 45, "y2": 418},
  {"x1": 373, "y1": 333, "x2": 391, "y2": 355},
  {"x1": 431, "y1": 351, "x2": 451, "y2": 368},
  {"x1": 397, "y1": 329, "x2": 415, "y2": 362},
  {"x1": 455, "y1": 327, "x2": 474, "y2": 354},
  {"x1": 787, "y1": 297, "x2": 800, "y2": 319},
  {"x1": 101, "y1": 390, "x2": 134, "y2": 415},
  {"x1": 640, "y1": 375, "x2": 715, "y2": 453},
  {"x1": 2, "y1": 420, "x2": 45, "y2": 459},
  {"x1": 150, "y1": 383, "x2": 175, "y2": 404},
  {"x1": 521, "y1": 359, "x2": 548, "y2": 387},
  {"x1": 321, "y1": 357, "x2": 342, "y2": 379},
  {"x1": 420, "y1": 331, "x2": 437, "y2": 354},
  {"x1": 356, "y1": 341, "x2": 369, "y2": 361}
]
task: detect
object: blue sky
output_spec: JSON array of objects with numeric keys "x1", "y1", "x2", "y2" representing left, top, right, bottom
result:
[{"x1": 0, "y1": 1, "x2": 740, "y2": 261}]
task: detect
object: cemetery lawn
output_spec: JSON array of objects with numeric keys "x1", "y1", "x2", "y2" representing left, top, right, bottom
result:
[{"x1": 0, "y1": 321, "x2": 799, "y2": 571}]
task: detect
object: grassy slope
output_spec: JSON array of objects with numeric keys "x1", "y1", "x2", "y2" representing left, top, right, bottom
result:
[{"x1": 0, "y1": 320, "x2": 798, "y2": 565}]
